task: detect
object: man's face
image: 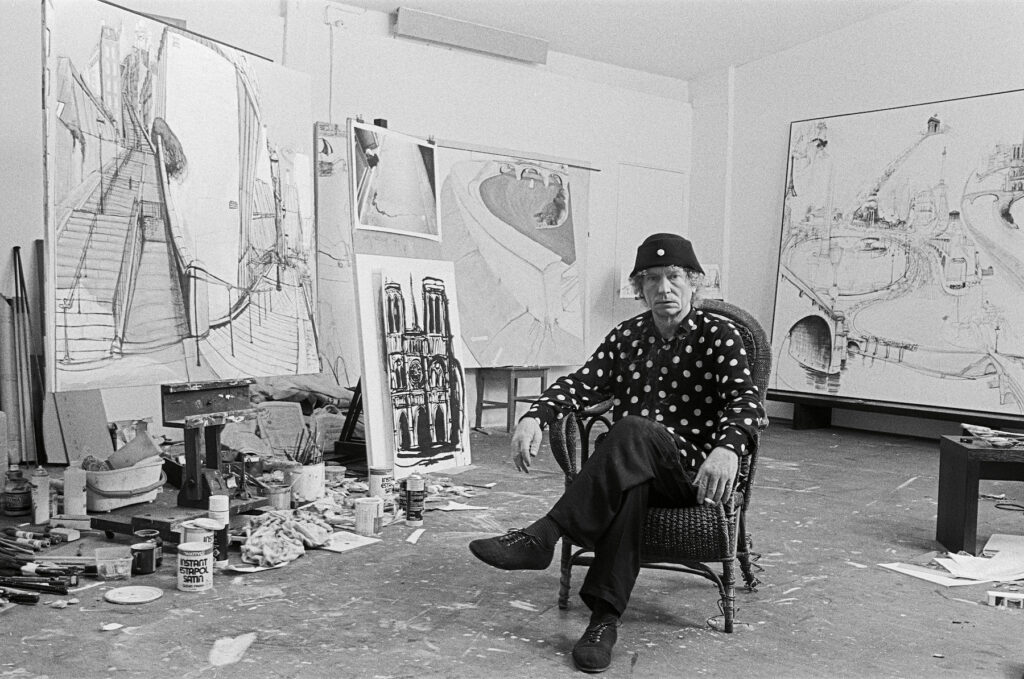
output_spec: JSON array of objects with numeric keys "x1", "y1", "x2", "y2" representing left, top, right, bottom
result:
[{"x1": 641, "y1": 266, "x2": 694, "y2": 321}]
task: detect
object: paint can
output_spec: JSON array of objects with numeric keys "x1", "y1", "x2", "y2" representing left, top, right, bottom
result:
[
  {"x1": 177, "y1": 541, "x2": 214, "y2": 592},
  {"x1": 354, "y1": 496, "x2": 384, "y2": 537},
  {"x1": 290, "y1": 462, "x2": 325, "y2": 504},
  {"x1": 180, "y1": 518, "x2": 219, "y2": 545},
  {"x1": 368, "y1": 467, "x2": 394, "y2": 498},
  {"x1": 265, "y1": 483, "x2": 291, "y2": 510},
  {"x1": 130, "y1": 542, "x2": 157, "y2": 575},
  {"x1": 404, "y1": 474, "x2": 426, "y2": 527},
  {"x1": 133, "y1": 529, "x2": 163, "y2": 568}
]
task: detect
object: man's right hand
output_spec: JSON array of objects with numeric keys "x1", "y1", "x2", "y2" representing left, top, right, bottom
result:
[{"x1": 510, "y1": 417, "x2": 543, "y2": 473}]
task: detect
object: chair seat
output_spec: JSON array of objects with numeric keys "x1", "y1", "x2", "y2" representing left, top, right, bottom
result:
[{"x1": 640, "y1": 505, "x2": 733, "y2": 563}]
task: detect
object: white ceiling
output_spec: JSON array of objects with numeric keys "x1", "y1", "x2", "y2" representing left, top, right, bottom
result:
[{"x1": 334, "y1": 0, "x2": 910, "y2": 81}]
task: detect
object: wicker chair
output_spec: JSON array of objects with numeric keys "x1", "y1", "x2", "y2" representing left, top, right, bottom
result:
[{"x1": 547, "y1": 299, "x2": 771, "y2": 633}]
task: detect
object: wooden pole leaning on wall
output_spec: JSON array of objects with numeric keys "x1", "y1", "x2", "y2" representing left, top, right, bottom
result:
[
  {"x1": 11, "y1": 247, "x2": 39, "y2": 465},
  {"x1": 0, "y1": 295, "x2": 23, "y2": 464}
]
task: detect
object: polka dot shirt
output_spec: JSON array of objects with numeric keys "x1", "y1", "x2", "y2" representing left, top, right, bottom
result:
[{"x1": 524, "y1": 308, "x2": 765, "y2": 472}]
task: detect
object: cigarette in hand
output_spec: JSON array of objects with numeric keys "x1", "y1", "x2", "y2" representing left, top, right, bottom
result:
[{"x1": 703, "y1": 498, "x2": 716, "y2": 505}]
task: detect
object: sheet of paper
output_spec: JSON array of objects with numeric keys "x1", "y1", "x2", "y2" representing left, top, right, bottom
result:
[
  {"x1": 436, "y1": 501, "x2": 487, "y2": 511},
  {"x1": 878, "y1": 562, "x2": 992, "y2": 587},
  {"x1": 982, "y1": 533, "x2": 1024, "y2": 559}
]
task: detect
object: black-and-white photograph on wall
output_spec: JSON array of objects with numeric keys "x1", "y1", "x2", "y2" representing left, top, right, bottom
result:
[{"x1": 771, "y1": 89, "x2": 1024, "y2": 418}]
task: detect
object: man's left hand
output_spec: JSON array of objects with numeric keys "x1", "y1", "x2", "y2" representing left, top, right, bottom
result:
[{"x1": 694, "y1": 447, "x2": 738, "y2": 506}]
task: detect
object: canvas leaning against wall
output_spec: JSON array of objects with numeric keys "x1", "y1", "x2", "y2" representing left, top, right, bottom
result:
[
  {"x1": 436, "y1": 148, "x2": 588, "y2": 369},
  {"x1": 349, "y1": 120, "x2": 439, "y2": 241},
  {"x1": 354, "y1": 254, "x2": 470, "y2": 477},
  {"x1": 45, "y1": 0, "x2": 318, "y2": 392},
  {"x1": 315, "y1": 121, "x2": 360, "y2": 390},
  {"x1": 771, "y1": 90, "x2": 1024, "y2": 418}
]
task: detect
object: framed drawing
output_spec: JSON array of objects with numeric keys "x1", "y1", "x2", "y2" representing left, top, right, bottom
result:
[
  {"x1": 44, "y1": 0, "x2": 318, "y2": 391},
  {"x1": 436, "y1": 147, "x2": 588, "y2": 368},
  {"x1": 770, "y1": 90, "x2": 1024, "y2": 420},
  {"x1": 349, "y1": 120, "x2": 439, "y2": 241},
  {"x1": 354, "y1": 254, "x2": 470, "y2": 477}
]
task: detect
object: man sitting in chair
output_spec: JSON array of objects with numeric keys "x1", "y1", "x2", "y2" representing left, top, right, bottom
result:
[{"x1": 469, "y1": 233, "x2": 765, "y2": 673}]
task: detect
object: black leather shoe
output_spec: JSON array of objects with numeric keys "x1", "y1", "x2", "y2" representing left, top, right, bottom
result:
[
  {"x1": 572, "y1": 619, "x2": 618, "y2": 673},
  {"x1": 468, "y1": 529, "x2": 555, "y2": 570}
]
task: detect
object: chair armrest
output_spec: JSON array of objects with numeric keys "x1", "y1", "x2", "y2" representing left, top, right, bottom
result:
[{"x1": 547, "y1": 413, "x2": 581, "y2": 481}]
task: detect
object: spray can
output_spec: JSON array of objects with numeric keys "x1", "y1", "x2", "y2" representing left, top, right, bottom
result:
[
  {"x1": 3, "y1": 465, "x2": 31, "y2": 517},
  {"x1": 404, "y1": 474, "x2": 425, "y2": 527},
  {"x1": 31, "y1": 467, "x2": 50, "y2": 525}
]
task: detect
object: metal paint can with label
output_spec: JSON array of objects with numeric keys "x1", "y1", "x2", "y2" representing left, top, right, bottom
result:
[
  {"x1": 180, "y1": 518, "x2": 219, "y2": 545},
  {"x1": 177, "y1": 541, "x2": 213, "y2": 592},
  {"x1": 404, "y1": 474, "x2": 426, "y2": 527},
  {"x1": 369, "y1": 467, "x2": 394, "y2": 498},
  {"x1": 354, "y1": 496, "x2": 384, "y2": 536}
]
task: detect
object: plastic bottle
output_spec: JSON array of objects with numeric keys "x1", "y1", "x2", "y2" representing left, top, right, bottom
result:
[
  {"x1": 208, "y1": 494, "x2": 230, "y2": 568},
  {"x1": 31, "y1": 467, "x2": 51, "y2": 525},
  {"x1": 3, "y1": 465, "x2": 31, "y2": 517}
]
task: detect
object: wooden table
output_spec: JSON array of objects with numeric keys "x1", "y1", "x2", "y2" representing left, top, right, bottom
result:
[{"x1": 936, "y1": 435, "x2": 1024, "y2": 554}]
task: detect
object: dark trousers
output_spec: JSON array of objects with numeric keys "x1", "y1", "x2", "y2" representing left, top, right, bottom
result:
[{"x1": 547, "y1": 416, "x2": 699, "y2": 615}]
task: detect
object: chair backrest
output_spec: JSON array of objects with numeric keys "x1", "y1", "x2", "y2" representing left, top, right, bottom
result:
[{"x1": 697, "y1": 299, "x2": 772, "y2": 507}]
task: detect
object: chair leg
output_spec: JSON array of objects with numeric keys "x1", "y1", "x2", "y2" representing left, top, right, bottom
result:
[
  {"x1": 722, "y1": 557, "x2": 736, "y2": 633},
  {"x1": 558, "y1": 539, "x2": 572, "y2": 610}
]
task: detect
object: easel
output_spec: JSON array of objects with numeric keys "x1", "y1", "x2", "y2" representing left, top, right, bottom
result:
[{"x1": 333, "y1": 379, "x2": 367, "y2": 476}]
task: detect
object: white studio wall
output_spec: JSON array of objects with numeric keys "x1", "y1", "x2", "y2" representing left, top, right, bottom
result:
[
  {"x1": 2, "y1": 0, "x2": 692, "y2": 439},
  {"x1": 694, "y1": 0, "x2": 1024, "y2": 434}
]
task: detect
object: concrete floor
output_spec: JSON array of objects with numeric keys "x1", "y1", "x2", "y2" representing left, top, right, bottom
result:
[{"x1": 2, "y1": 424, "x2": 1023, "y2": 678}]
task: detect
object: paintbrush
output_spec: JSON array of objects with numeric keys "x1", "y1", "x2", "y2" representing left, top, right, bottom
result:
[
  {"x1": 0, "y1": 587, "x2": 39, "y2": 605},
  {"x1": 0, "y1": 577, "x2": 68, "y2": 595}
]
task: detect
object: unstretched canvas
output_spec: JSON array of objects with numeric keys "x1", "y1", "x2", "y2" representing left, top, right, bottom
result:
[
  {"x1": 436, "y1": 148, "x2": 588, "y2": 368},
  {"x1": 45, "y1": 0, "x2": 318, "y2": 391}
]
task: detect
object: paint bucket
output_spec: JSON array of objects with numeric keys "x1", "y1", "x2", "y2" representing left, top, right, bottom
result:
[
  {"x1": 133, "y1": 529, "x2": 163, "y2": 567},
  {"x1": 354, "y1": 496, "x2": 384, "y2": 537},
  {"x1": 177, "y1": 541, "x2": 214, "y2": 592},
  {"x1": 131, "y1": 542, "x2": 157, "y2": 575},
  {"x1": 264, "y1": 483, "x2": 291, "y2": 510},
  {"x1": 290, "y1": 462, "x2": 325, "y2": 504},
  {"x1": 180, "y1": 518, "x2": 219, "y2": 545},
  {"x1": 369, "y1": 467, "x2": 394, "y2": 498}
]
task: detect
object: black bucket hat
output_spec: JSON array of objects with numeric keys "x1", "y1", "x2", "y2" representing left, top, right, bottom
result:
[{"x1": 630, "y1": 233, "x2": 704, "y2": 277}]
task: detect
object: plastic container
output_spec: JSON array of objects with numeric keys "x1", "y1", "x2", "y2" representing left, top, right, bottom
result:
[
  {"x1": 31, "y1": 466, "x2": 50, "y2": 524},
  {"x1": 86, "y1": 456, "x2": 165, "y2": 512},
  {"x1": 290, "y1": 462, "x2": 325, "y2": 504},
  {"x1": 95, "y1": 546, "x2": 133, "y2": 581}
]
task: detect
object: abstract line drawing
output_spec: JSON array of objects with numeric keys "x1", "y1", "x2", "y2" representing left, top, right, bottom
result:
[
  {"x1": 46, "y1": 0, "x2": 318, "y2": 391},
  {"x1": 437, "y1": 149, "x2": 587, "y2": 368},
  {"x1": 355, "y1": 255, "x2": 470, "y2": 476},
  {"x1": 314, "y1": 121, "x2": 360, "y2": 389},
  {"x1": 349, "y1": 120, "x2": 439, "y2": 241},
  {"x1": 771, "y1": 90, "x2": 1024, "y2": 417}
]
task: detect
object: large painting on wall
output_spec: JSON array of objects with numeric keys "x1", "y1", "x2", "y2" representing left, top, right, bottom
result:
[
  {"x1": 436, "y1": 148, "x2": 588, "y2": 368},
  {"x1": 771, "y1": 90, "x2": 1024, "y2": 418},
  {"x1": 354, "y1": 254, "x2": 470, "y2": 477},
  {"x1": 45, "y1": 0, "x2": 318, "y2": 391}
]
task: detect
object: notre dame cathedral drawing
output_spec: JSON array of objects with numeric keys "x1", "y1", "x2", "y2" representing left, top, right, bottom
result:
[{"x1": 383, "y1": 275, "x2": 466, "y2": 467}]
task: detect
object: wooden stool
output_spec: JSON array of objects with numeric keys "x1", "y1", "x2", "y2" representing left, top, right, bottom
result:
[{"x1": 474, "y1": 367, "x2": 548, "y2": 432}]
